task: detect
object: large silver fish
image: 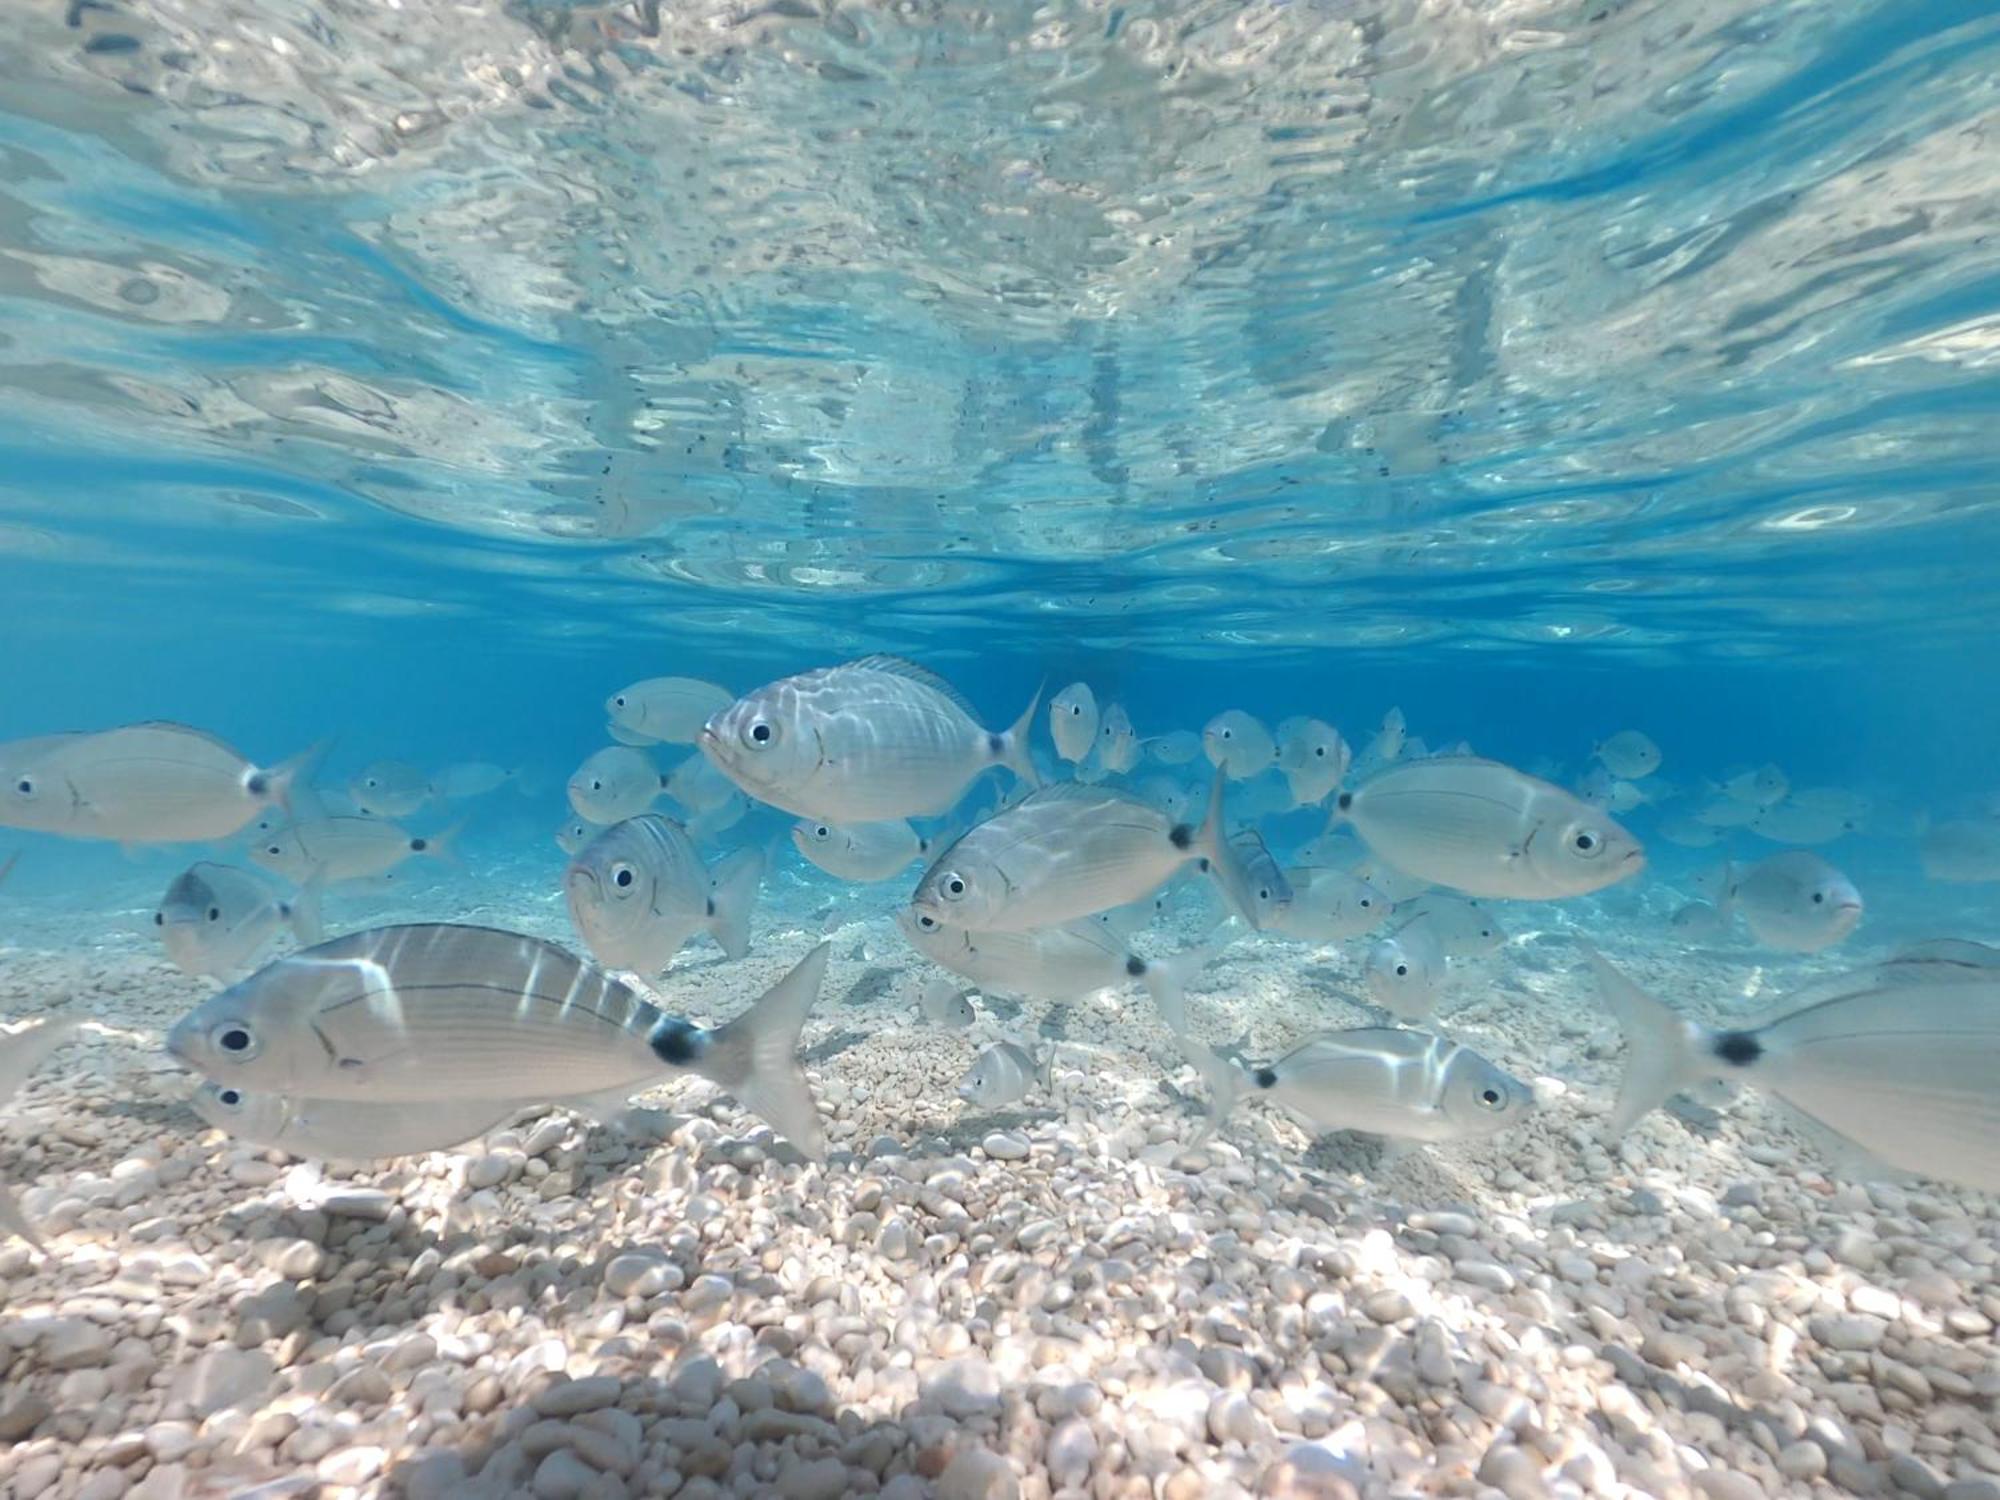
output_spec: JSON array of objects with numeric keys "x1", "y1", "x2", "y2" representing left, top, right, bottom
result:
[
  {"x1": 193, "y1": 1083, "x2": 517, "y2": 1163},
  {"x1": 910, "y1": 771, "x2": 1255, "y2": 933},
  {"x1": 699, "y1": 656, "x2": 1038, "y2": 822},
  {"x1": 0, "y1": 724, "x2": 313, "y2": 844},
  {"x1": 156, "y1": 862, "x2": 323, "y2": 981},
  {"x1": 791, "y1": 818, "x2": 937, "y2": 882},
  {"x1": 607, "y1": 677, "x2": 733, "y2": 745},
  {"x1": 1721, "y1": 852, "x2": 1861, "y2": 952},
  {"x1": 165, "y1": 926, "x2": 831, "y2": 1157},
  {"x1": 1, "y1": 1015, "x2": 83, "y2": 1251},
  {"x1": 565, "y1": 816, "x2": 761, "y2": 973},
  {"x1": 1187, "y1": 1026, "x2": 1532, "y2": 1148},
  {"x1": 1586, "y1": 945, "x2": 2000, "y2": 1192},
  {"x1": 1336, "y1": 755, "x2": 1643, "y2": 899},
  {"x1": 1095, "y1": 703, "x2": 1140, "y2": 775}
]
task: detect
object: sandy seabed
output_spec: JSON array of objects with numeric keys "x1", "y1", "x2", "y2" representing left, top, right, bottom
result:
[{"x1": 2, "y1": 879, "x2": 1998, "y2": 1500}]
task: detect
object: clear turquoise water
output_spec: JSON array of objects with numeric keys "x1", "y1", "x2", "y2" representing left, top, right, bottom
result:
[{"x1": 1, "y1": 0, "x2": 1998, "y2": 876}]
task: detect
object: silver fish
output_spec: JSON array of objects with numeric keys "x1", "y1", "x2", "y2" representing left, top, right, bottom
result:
[
  {"x1": 607, "y1": 677, "x2": 733, "y2": 745},
  {"x1": 156, "y1": 862, "x2": 323, "y2": 981},
  {"x1": 0, "y1": 724, "x2": 313, "y2": 844},
  {"x1": 1920, "y1": 818, "x2": 2000, "y2": 884},
  {"x1": 1749, "y1": 800, "x2": 1859, "y2": 846},
  {"x1": 1722, "y1": 852, "x2": 1862, "y2": 952},
  {"x1": 194, "y1": 1083, "x2": 515, "y2": 1163},
  {"x1": 568, "y1": 746, "x2": 666, "y2": 824},
  {"x1": 1096, "y1": 703, "x2": 1140, "y2": 775},
  {"x1": 438, "y1": 762, "x2": 517, "y2": 800},
  {"x1": 1593, "y1": 731, "x2": 1661, "y2": 781},
  {"x1": 699, "y1": 656, "x2": 1038, "y2": 822},
  {"x1": 1276, "y1": 717, "x2": 1350, "y2": 807},
  {"x1": 918, "y1": 975, "x2": 976, "y2": 1029},
  {"x1": 1226, "y1": 828, "x2": 1294, "y2": 930},
  {"x1": 1188, "y1": 1026, "x2": 1531, "y2": 1148},
  {"x1": 556, "y1": 817, "x2": 600, "y2": 856},
  {"x1": 792, "y1": 819, "x2": 935, "y2": 882},
  {"x1": 1268, "y1": 868, "x2": 1391, "y2": 944},
  {"x1": 665, "y1": 753, "x2": 744, "y2": 818},
  {"x1": 1049, "y1": 683, "x2": 1100, "y2": 765},
  {"x1": 1401, "y1": 892, "x2": 1507, "y2": 962},
  {"x1": 1587, "y1": 945, "x2": 2000, "y2": 1193},
  {"x1": 911, "y1": 771, "x2": 1254, "y2": 933},
  {"x1": 566, "y1": 816, "x2": 761, "y2": 973},
  {"x1": 1336, "y1": 756, "x2": 1643, "y2": 900},
  {"x1": 1202, "y1": 710, "x2": 1277, "y2": 780},
  {"x1": 1353, "y1": 707, "x2": 1406, "y2": 773},
  {"x1": 165, "y1": 926, "x2": 830, "y2": 1157},
  {"x1": 1146, "y1": 730, "x2": 1203, "y2": 766},
  {"x1": 1724, "y1": 763, "x2": 1789, "y2": 808},
  {"x1": 252, "y1": 815, "x2": 460, "y2": 885},
  {"x1": 348, "y1": 761, "x2": 434, "y2": 819},
  {"x1": 1363, "y1": 916, "x2": 1446, "y2": 1022},
  {"x1": 957, "y1": 1041, "x2": 1045, "y2": 1109},
  {"x1": 1, "y1": 1015, "x2": 83, "y2": 1251},
  {"x1": 1670, "y1": 901, "x2": 1727, "y2": 939}
]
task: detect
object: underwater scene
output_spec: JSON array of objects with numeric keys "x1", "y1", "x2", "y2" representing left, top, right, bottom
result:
[{"x1": 4, "y1": 1, "x2": 2000, "y2": 1498}]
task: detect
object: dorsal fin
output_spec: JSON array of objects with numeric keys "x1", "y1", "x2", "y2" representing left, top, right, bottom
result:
[{"x1": 844, "y1": 656, "x2": 979, "y2": 719}]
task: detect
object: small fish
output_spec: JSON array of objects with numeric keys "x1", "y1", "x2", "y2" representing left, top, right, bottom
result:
[
  {"x1": 1721, "y1": 852, "x2": 1862, "y2": 952},
  {"x1": 1402, "y1": 893, "x2": 1507, "y2": 962},
  {"x1": 957, "y1": 1041, "x2": 1046, "y2": 1109},
  {"x1": 1, "y1": 1014, "x2": 84, "y2": 1251},
  {"x1": 1336, "y1": 756, "x2": 1643, "y2": 900},
  {"x1": 1049, "y1": 683, "x2": 1100, "y2": 765},
  {"x1": 685, "y1": 793, "x2": 748, "y2": 843},
  {"x1": 568, "y1": 746, "x2": 666, "y2": 824},
  {"x1": 0, "y1": 724, "x2": 314, "y2": 844},
  {"x1": 252, "y1": 816, "x2": 460, "y2": 885},
  {"x1": 664, "y1": 753, "x2": 742, "y2": 818},
  {"x1": 1363, "y1": 916, "x2": 1446, "y2": 1022},
  {"x1": 156, "y1": 863, "x2": 324, "y2": 981},
  {"x1": 193, "y1": 1084, "x2": 516, "y2": 1163},
  {"x1": 1202, "y1": 711, "x2": 1277, "y2": 780},
  {"x1": 1276, "y1": 718, "x2": 1350, "y2": 807},
  {"x1": 1577, "y1": 767, "x2": 1646, "y2": 814},
  {"x1": 1920, "y1": 818, "x2": 2000, "y2": 883},
  {"x1": 556, "y1": 817, "x2": 600, "y2": 856},
  {"x1": 1655, "y1": 811, "x2": 1724, "y2": 849},
  {"x1": 166, "y1": 927, "x2": 832, "y2": 1157},
  {"x1": 1586, "y1": 945, "x2": 2000, "y2": 1193},
  {"x1": 606, "y1": 677, "x2": 733, "y2": 745},
  {"x1": 911, "y1": 770, "x2": 1256, "y2": 933},
  {"x1": 1146, "y1": 730, "x2": 1203, "y2": 766},
  {"x1": 918, "y1": 975, "x2": 976, "y2": 1029},
  {"x1": 566, "y1": 816, "x2": 761, "y2": 973},
  {"x1": 792, "y1": 819, "x2": 935, "y2": 882},
  {"x1": 1354, "y1": 708, "x2": 1406, "y2": 772},
  {"x1": 1096, "y1": 703, "x2": 1140, "y2": 775},
  {"x1": 1132, "y1": 776, "x2": 1191, "y2": 823},
  {"x1": 700, "y1": 656, "x2": 1039, "y2": 822},
  {"x1": 1226, "y1": 828, "x2": 1294, "y2": 930},
  {"x1": 437, "y1": 762, "x2": 518, "y2": 800},
  {"x1": 1186, "y1": 1026, "x2": 1531, "y2": 1148},
  {"x1": 1593, "y1": 731, "x2": 1661, "y2": 781},
  {"x1": 348, "y1": 761, "x2": 434, "y2": 819},
  {"x1": 1724, "y1": 763, "x2": 1789, "y2": 808},
  {"x1": 1268, "y1": 867, "x2": 1391, "y2": 943},
  {"x1": 1670, "y1": 901, "x2": 1726, "y2": 939},
  {"x1": 1750, "y1": 800, "x2": 1858, "y2": 847}
]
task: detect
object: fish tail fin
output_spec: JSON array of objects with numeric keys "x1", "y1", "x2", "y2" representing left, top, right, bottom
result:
[
  {"x1": 705, "y1": 847, "x2": 764, "y2": 961},
  {"x1": 1139, "y1": 925, "x2": 1238, "y2": 1035},
  {"x1": 265, "y1": 738, "x2": 332, "y2": 819},
  {"x1": 284, "y1": 869, "x2": 326, "y2": 948},
  {"x1": 1712, "y1": 858, "x2": 1737, "y2": 922},
  {"x1": 995, "y1": 684, "x2": 1044, "y2": 791},
  {"x1": 1193, "y1": 768, "x2": 1259, "y2": 923},
  {"x1": 0, "y1": 1014, "x2": 83, "y2": 1110},
  {"x1": 419, "y1": 816, "x2": 471, "y2": 866},
  {"x1": 1581, "y1": 945, "x2": 1720, "y2": 1136},
  {"x1": 0, "y1": 1183, "x2": 48, "y2": 1255},
  {"x1": 695, "y1": 942, "x2": 831, "y2": 1159},
  {"x1": 1179, "y1": 1035, "x2": 1249, "y2": 1143}
]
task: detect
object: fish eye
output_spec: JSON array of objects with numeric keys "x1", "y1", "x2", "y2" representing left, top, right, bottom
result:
[
  {"x1": 1811, "y1": 891, "x2": 1825, "y2": 903},
  {"x1": 1068, "y1": 704, "x2": 1081, "y2": 716},
  {"x1": 215, "y1": 1088, "x2": 244, "y2": 1111},
  {"x1": 612, "y1": 864, "x2": 636, "y2": 889},
  {"x1": 1569, "y1": 828, "x2": 1603, "y2": 857},
  {"x1": 1478, "y1": 1087, "x2": 1504, "y2": 1110},
  {"x1": 942, "y1": 874, "x2": 967, "y2": 899},
  {"x1": 265, "y1": 844, "x2": 282, "y2": 856},
  {"x1": 744, "y1": 720, "x2": 776, "y2": 749},
  {"x1": 1314, "y1": 746, "x2": 1326, "y2": 757},
  {"x1": 1358, "y1": 897, "x2": 1372, "y2": 908},
  {"x1": 814, "y1": 825, "x2": 830, "y2": 840},
  {"x1": 1258, "y1": 887, "x2": 1270, "y2": 901},
  {"x1": 153, "y1": 912, "x2": 164, "y2": 926},
  {"x1": 918, "y1": 914, "x2": 938, "y2": 930},
  {"x1": 1394, "y1": 963, "x2": 1409, "y2": 977},
  {"x1": 207, "y1": 907, "x2": 221, "y2": 922},
  {"x1": 1220, "y1": 728, "x2": 1232, "y2": 739},
  {"x1": 590, "y1": 779, "x2": 603, "y2": 791},
  {"x1": 210, "y1": 1023, "x2": 259, "y2": 1059},
  {"x1": 14, "y1": 777, "x2": 32, "y2": 795},
  {"x1": 613, "y1": 696, "x2": 626, "y2": 708}
]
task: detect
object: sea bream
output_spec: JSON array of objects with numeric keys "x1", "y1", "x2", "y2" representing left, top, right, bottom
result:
[
  {"x1": 1586, "y1": 945, "x2": 2000, "y2": 1193},
  {"x1": 1336, "y1": 755, "x2": 1643, "y2": 900},
  {"x1": 166, "y1": 925, "x2": 831, "y2": 1158},
  {"x1": 1202, "y1": 710, "x2": 1277, "y2": 780},
  {"x1": 155, "y1": 862, "x2": 324, "y2": 981},
  {"x1": 699, "y1": 656, "x2": 1039, "y2": 822},
  {"x1": 1048, "y1": 683, "x2": 1100, "y2": 764},
  {"x1": 1276, "y1": 717, "x2": 1350, "y2": 807},
  {"x1": 792, "y1": 818, "x2": 939, "y2": 883},
  {"x1": 606, "y1": 677, "x2": 733, "y2": 745},
  {"x1": 252, "y1": 815, "x2": 461, "y2": 886},
  {"x1": 348, "y1": 761, "x2": 434, "y2": 819},
  {"x1": 565, "y1": 815, "x2": 761, "y2": 973},
  {"x1": 568, "y1": 746, "x2": 668, "y2": 824},
  {"x1": 909, "y1": 770, "x2": 1258, "y2": 934},
  {"x1": 193, "y1": 1083, "x2": 518, "y2": 1163},
  {"x1": 1719, "y1": 851, "x2": 1862, "y2": 952}
]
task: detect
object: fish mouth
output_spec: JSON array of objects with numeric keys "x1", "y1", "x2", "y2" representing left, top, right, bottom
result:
[{"x1": 1834, "y1": 900, "x2": 1863, "y2": 916}]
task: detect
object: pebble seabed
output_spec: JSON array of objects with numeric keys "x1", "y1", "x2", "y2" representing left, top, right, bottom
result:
[{"x1": 2, "y1": 905, "x2": 1998, "y2": 1500}]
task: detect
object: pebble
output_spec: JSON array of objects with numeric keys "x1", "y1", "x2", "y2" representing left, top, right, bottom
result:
[
  {"x1": 534, "y1": 1376, "x2": 622, "y2": 1417},
  {"x1": 1810, "y1": 1313, "x2": 1888, "y2": 1352},
  {"x1": 1777, "y1": 1441, "x2": 1827, "y2": 1481},
  {"x1": 924, "y1": 1356, "x2": 1002, "y2": 1418},
  {"x1": 533, "y1": 1448, "x2": 601, "y2": 1500},
  {"x1": 1047, "y1": 1418, "x2": 1097, "y2": 1488},
  {"x1": 981, "y1": 1131, "x2": 1030, "y2": 1161},
  {"x1": 604, "y1": 1252, "x2": 682, "y2": 1298},
  {"x1": 775, "y1": 1457, "x2": 850, "y2": 1500},
  {"x1": 936, "y1": 1448, "x2": 1018, "y2": 1500}
]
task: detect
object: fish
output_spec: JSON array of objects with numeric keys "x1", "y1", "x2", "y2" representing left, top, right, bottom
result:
[
  {"x1": 155, "y1": 862, "x2": 324, "y2": 981},
  {"x1": 1185, "y1": 1026, "x2": 1532, "y2": 1149},
  {"x1": 918, "y1": 975, "x2": 976, "y2": 1029},
  {"x1": 1225, "y1": 828, "x2": 1294, "y2": 930},
  {"x1": 1276, "y1": 718, "x2": 1350, "y2": 807},
  {"x1": 1096, "y1": 703, "x2": 1140, "y2": 775},
  {"x1": 1670, "y1": 901, "x2": 1727, "y2": 939},
  {"x1": 664, "y1": 753, "x2": 742, "y2": 818},
  {"x1": 1202, "y1": 711, "x2": 1277, "y2": 780},
  {"x1": 791, "y1": 819, "x2": 936, "y2": 882},
  {"x1": 1577, "y1": 768, "x2": 1647, "y2": 814},
  {"x1": 0, "y1": 724, "x2": 314, "y2": 844},
  {"x1": 1132, "y1": 776, "x2": 1191, "y2": 823},
  {"x1": 1655, "y1": 810, "x2": 1724, "y2": 848},
  {"x1": 348, "y1": 761, "x2": 434, "y2": 819},
  {"x1": 699, "y1": 656, "x2": 1039, "y2": 822},
  {"x1": 165, "y1": 926, "x2": 831, "y2": 1158},
  {"x1": 1048, "y1": 683, "x2": 1100, "y2": 764},
  {"x1": 1692, "y1": 793, "x2": 1761, "y2": 829},
  {"x1": 1920, "y1": 818, "x2": 2000, "y2": 883},
  {"x1": 1267, "y1": 868, "x2": 1391, "y2": 944},
  {"x1": 1335, "y1": 756, "x2": 1644, "y2": 900},
  {"x1": 252, "y1": 815, "x2": 461, "y2": 885},
  {"x1": 437, "y1": 762, "x2": 518, "y2": 800},
  {"x1": 685, "y1": 793, "x2": 748, "y2": 843},
  {"x1": 607, "y1": 677, "x2": 733, "y2": 745},
  {"x1": 1720, "y1": 852, "x2": 1862, "y2": 952},
  {"x1": 957, "y1": 1041, "x2": 1046, "y2": 1109},
  {"x1": 1749, "y1": 800, "x2": 1859, "y2": 846},
  {"x1": 193, "y1": 1084, "x2": 517, "y2": 1163},
  {"x1": 556, "y1": 817, "x2": 600, "y2": 856},
  {"x1": 568, "y1": 746, "x2": 667, "y2": 824},
  {"x1": 566, "y1": 816, "x2": 761, "y2": 973},
  {"x1": 0, "y1": 1015, "x2": 84, "y2": 1252},
  {"x1": 1724, "y1": 764, "x2": 1789, "y2": 808},
  {"x1": 1146, "y1": 730, "x2": 1203, "y2": 766},
  {"x1": 1363, "y1": 916, "x2": 1446, "y2": 1022},
  {"x1": 1593, "y1": 731, "x2": 1662, "y2": 781},
  {"x1": 910, "y1": 770, "x2": 1256, "y2": 933},
  {"x1": 1401, "y1": 893, "x2": 1507, "y2": 962},
  {"x1": 896, "y1": 909, "x2": 1227, "y2": 1033},
  {"x1": 1585, "y1": 945, "x2": 2000, "y2": 1193},
  {"x1": 1353, "y1": 708, "x2": 1406, "y2": 772}
]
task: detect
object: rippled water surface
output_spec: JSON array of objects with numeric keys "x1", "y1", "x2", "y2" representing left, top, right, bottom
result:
[{"x1": 2, "y1": 0, "x2": 1999, "y2": 660}]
